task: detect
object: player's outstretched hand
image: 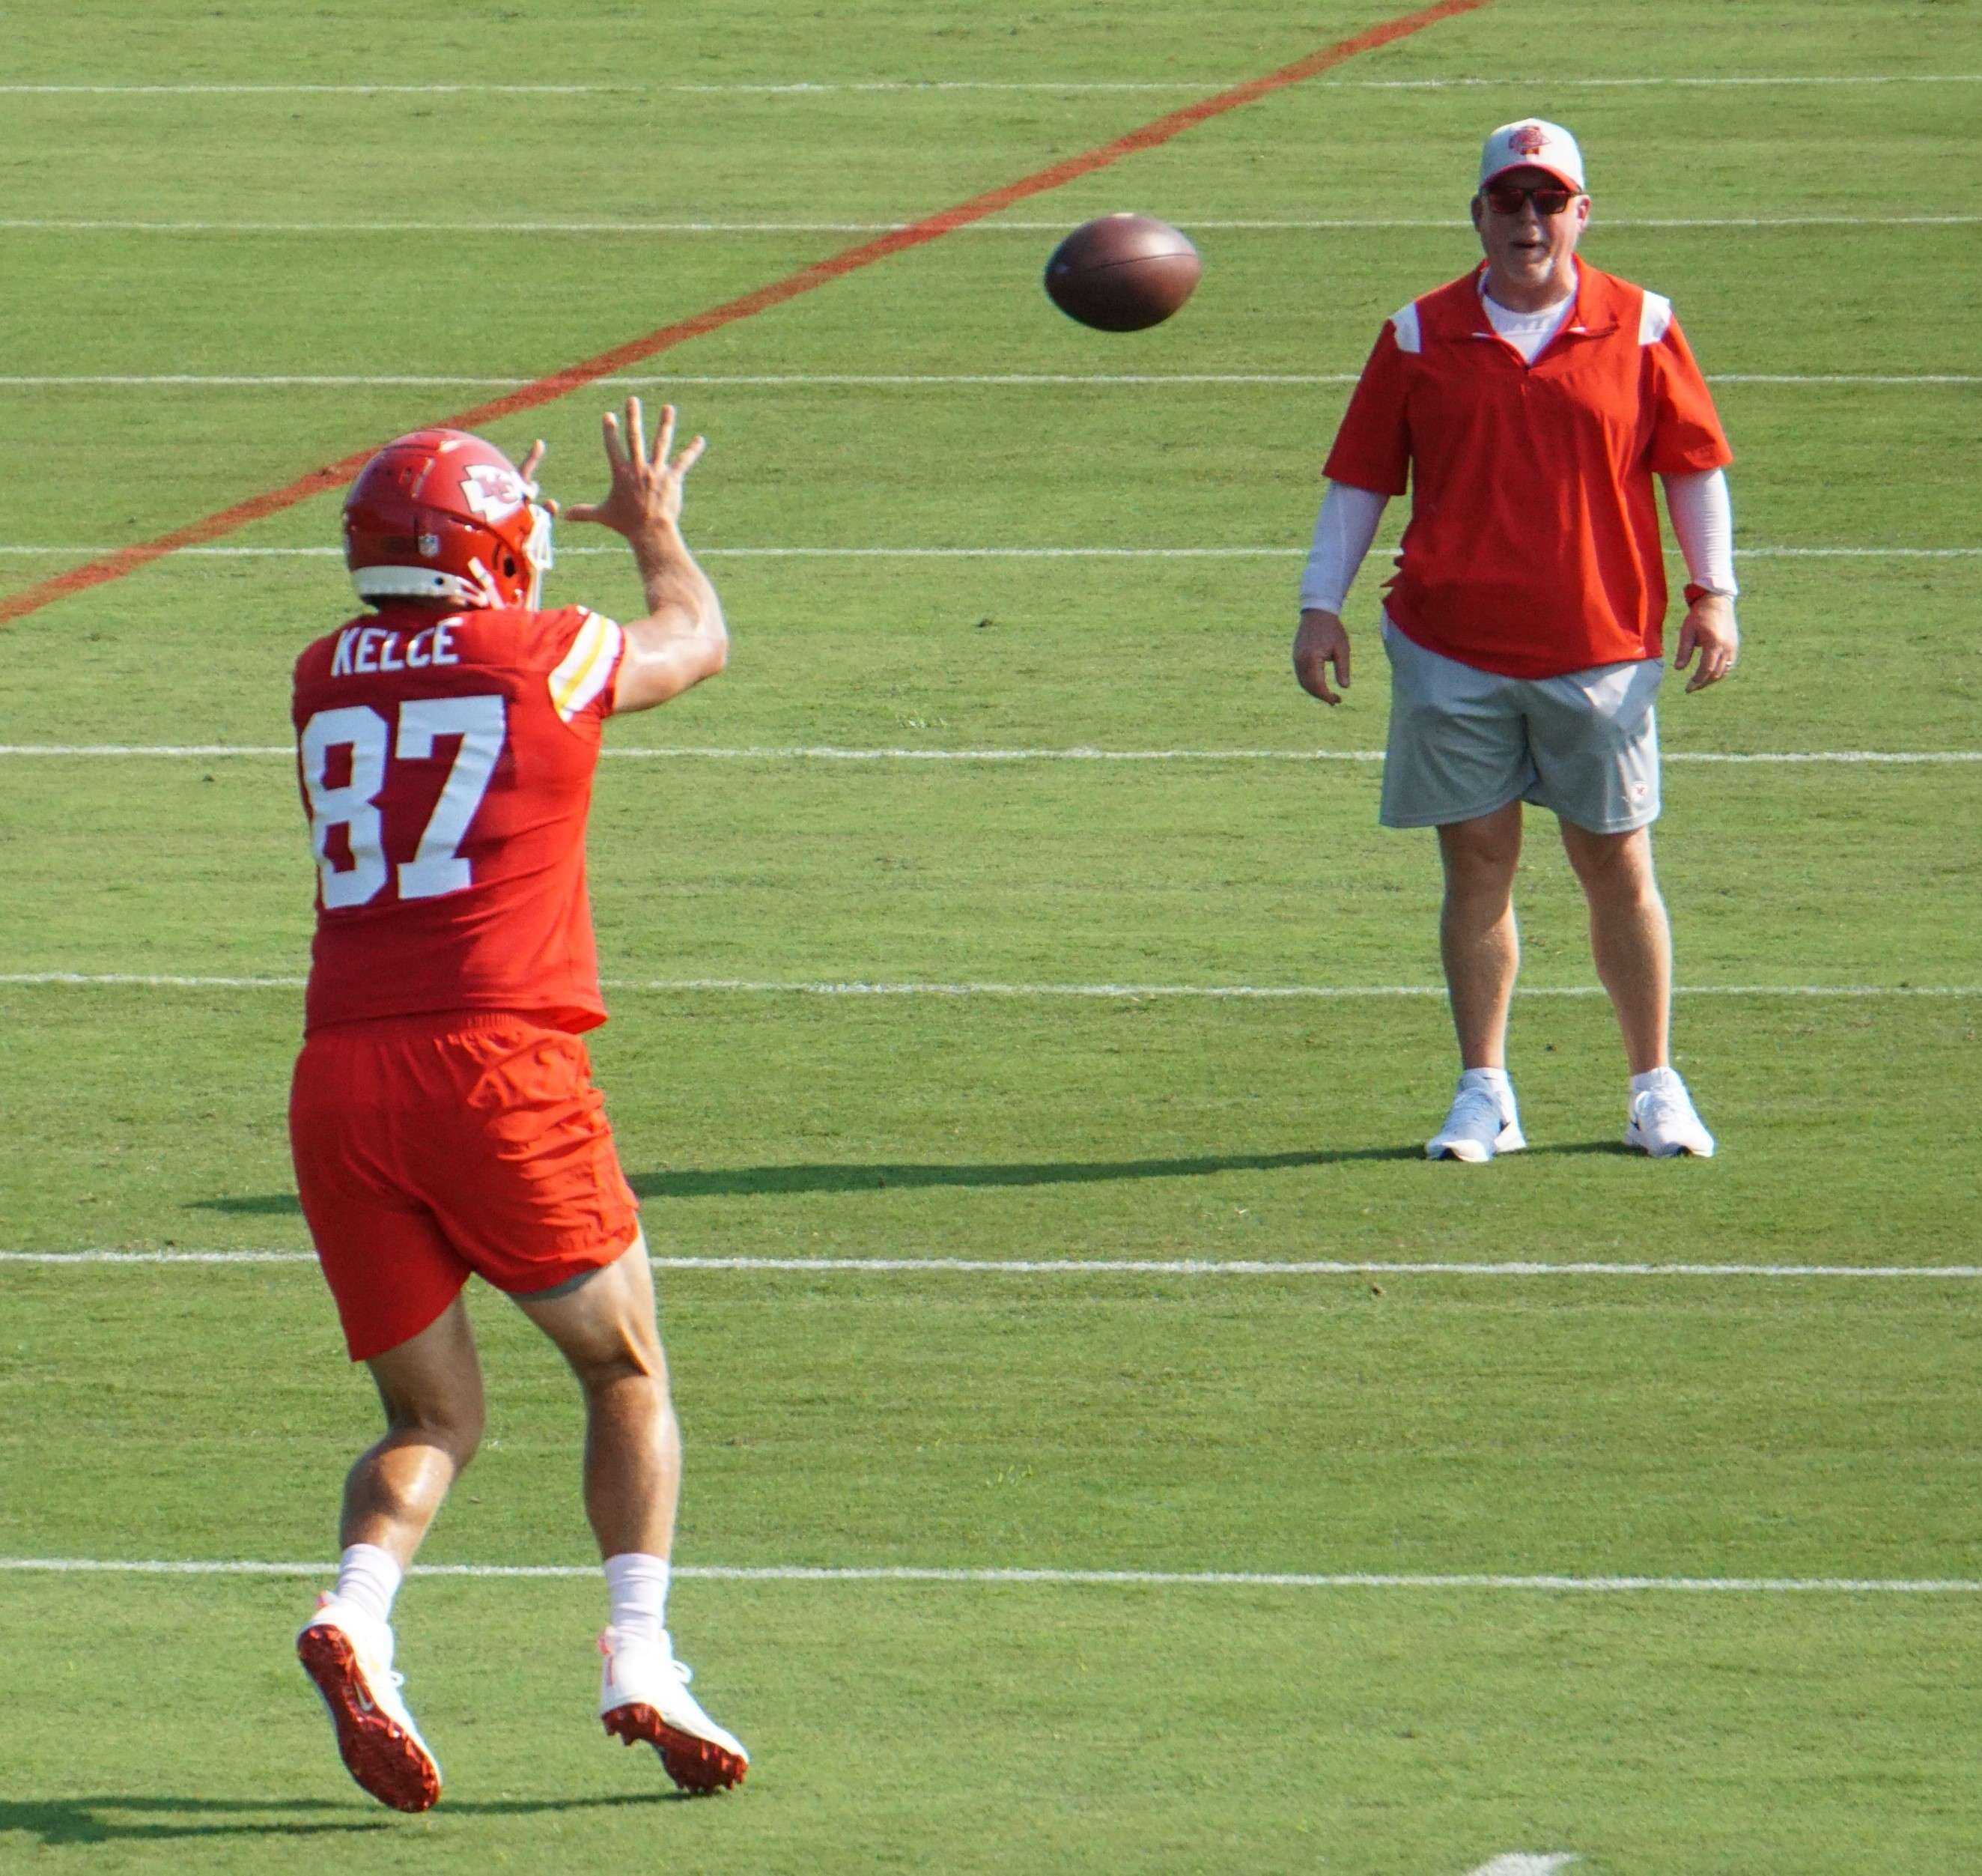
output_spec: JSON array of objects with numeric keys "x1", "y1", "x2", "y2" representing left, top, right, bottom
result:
[
  {"x1": 1292, "y1": 608, "x2": 1352, "y2": 706},
  {"x1": 563, "y1": 397, "x2": 707, "y2": 542},
  {"x1": 1676, "y1": 592, "x2": 1739, "y2": 693}
]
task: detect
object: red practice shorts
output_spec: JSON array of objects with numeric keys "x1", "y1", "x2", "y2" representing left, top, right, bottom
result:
[{"x1": 290, "y1": 1011, "x2": 641, "y2": 1362}]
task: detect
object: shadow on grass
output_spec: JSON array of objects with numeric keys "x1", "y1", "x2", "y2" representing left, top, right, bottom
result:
[
  {"x1": 627, "y1": 1147, "x2": 1424, "y2": 1198},
  {"x1": 192, "y1": 1141, "x2": 1647, "y2": 1221},
  {"x1": 195, "y1": 1193, "x2": 304, "y2": 1215},
  {"x1": 1, "y1": 1790, "x2": 682, "y2": 1845},
  {"x1": 193, "y1": 1145, "x2": 1427, "y2": 1218}
]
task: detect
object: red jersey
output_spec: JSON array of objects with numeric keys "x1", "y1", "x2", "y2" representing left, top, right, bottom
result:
[
  {"x1": 1323, "y1": 263, "x2": 1733, "y2": 679},
  {"x1": 292, "y1": 600, "x2": 626, "y2": 1034}
]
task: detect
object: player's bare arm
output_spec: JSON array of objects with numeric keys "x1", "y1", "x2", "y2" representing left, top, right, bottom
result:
[
  {"x1": 564, "y1": 396, "x2": 728, "y2": 714},
  {"x1": 1675, "y1": 591, "x2": 1738, "y2": 693},
  {"x1": 1292, "y1": 608, "x2": 1352, "y2": 706}
]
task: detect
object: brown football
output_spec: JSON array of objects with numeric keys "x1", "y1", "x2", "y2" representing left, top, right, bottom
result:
[{"x1": 1044, "y1": 213, "x2": 1201, "y2": 332}]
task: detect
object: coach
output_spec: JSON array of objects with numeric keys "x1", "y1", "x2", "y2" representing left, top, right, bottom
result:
[{"x1": 1292, "y1": 119, "x2": 1738, "y2": 1162}]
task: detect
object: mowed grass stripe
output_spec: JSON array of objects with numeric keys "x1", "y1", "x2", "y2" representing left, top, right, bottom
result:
[
  {"x1": 4, "y1": 975, "x2": 1977, "y2": 997},
  {"x1": 10, "y1": 992, "x2": 1966, "y2": 1265},
  {"x1": 9, "y1": 215, "x2": 1977, "y2": 231},
  {"x1": 6, "y1": 370, "x2": 1978, "y2": 385},
  {"x1": 7, "y1": 73, "x2": 1981, "y2": 94},
  {"x1": 4, "y1": 744, "x2": 1976, "y2": 763},
  {"x1": 6, "y1": 1557, "x2": 1981, "y2": 1592},
  {"x1": 10, "y1": 1251, "x2": 1982, "y2": 1278},
  {"x1": 12, "y1": 1257, "x2": 1980, "y2": 1576},
  {"x1": 1, "y1": 544, "x2": 1975, "y2": 557}
]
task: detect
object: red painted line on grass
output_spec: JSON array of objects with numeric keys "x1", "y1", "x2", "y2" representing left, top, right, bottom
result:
[{"x1": 0, "y1": 0, "x2": 1489, "y2": 628}]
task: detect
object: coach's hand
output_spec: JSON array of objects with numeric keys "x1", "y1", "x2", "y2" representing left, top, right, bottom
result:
[
  {"x1": 1293, "y1": 608, "x2": 1352, "y2": 705},
  {"x1": 564, "y1": 397, "x2": 706, "y2": 546},
  {"x1": 1676, "y1": 592, "x2": 1739, "y2": 693}
]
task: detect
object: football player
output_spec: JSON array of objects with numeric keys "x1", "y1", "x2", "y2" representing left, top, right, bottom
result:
[{"x1": 288, "y1": 400, "x2": 744, "y2": 1809}]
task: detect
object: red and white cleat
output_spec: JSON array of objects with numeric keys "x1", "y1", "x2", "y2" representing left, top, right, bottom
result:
[
  {"x1": 598, "y1": 1627, "x2": 748, "y2": 1794},
  {"x1": 297, "y1": 1594, "x2": 443, "y2": 1813}
]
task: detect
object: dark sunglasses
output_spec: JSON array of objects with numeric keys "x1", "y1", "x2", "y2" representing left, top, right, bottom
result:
[{"x1": 1483, "y1": 183, "x2": 1578, "y2": 217}]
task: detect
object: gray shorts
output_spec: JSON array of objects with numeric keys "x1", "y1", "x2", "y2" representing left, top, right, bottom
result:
[{"x1": 1378, "y1": 616, "x2": 1663, "y2": 834}]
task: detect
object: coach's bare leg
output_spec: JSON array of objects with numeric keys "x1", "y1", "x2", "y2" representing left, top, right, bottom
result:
[
  {"x1": 1560, "y1": 820, "x2": 1671, "y2": 1075},
  {"x1": 514, "y1": 1233, "x2": 680, "y2": 1558},
  {"x1": 341, "y1": 1295, "x2": 487, "y2": 1567},
  {"x1": 1436, "y1": 801, "x2": 1525, "y2": 1069}
]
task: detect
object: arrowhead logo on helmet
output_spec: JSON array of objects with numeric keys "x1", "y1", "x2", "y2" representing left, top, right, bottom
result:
[
  {"x1": 460, "y1": 464, "x2": 526, "y2": 523},
  {"x1": 344, "y1": 429, "x2": 553, "y2": 610}
]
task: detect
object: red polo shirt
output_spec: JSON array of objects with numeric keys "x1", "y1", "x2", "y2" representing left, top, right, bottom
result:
[{"x1": 1324, "y1": 263, "x2": 1732, "y2": 679}]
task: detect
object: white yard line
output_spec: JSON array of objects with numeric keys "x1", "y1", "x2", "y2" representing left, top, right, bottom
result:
[
  {"x1": 8, "y1": 1251, "x2": 1982, "y2": 1279},
  {"x1": 1, "y1": 745, "x2": 1975, "y2": 764},
  {"x1": 1, "y1": 215, "x2": 1974, "y2": 233},
  {"x1": 2, "y1": 371, "x2": 1975, "y2": 387},
  {"x1": 4, "y1": 74, "x2": 1979, "y2": 96},
  {"x1": 1, "y1": 974, "x2": 1975, "y2": 998},
  {"x1": 0, "y1": 544, "x2": 1975, "y2": 560},
  {"x1": 1, "y1": 1555, "x2": 1977, "y2": 1592}
]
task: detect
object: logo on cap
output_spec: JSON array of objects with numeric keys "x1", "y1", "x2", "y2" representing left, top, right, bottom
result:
[{"x1": 1509, "y1": 124, "x2": 1549, "y2": 157}]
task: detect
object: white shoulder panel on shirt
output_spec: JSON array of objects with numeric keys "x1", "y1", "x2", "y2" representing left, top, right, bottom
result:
[
  {"x1": 1389, "y1": 303, "x2": 1422, "y2": 355},
  {"x1": 1638, "y1": 290, "x2": 1674, "y2": 346},
  {"x1": 548, "y1": 609, "x2": 624, "y2": 723}
]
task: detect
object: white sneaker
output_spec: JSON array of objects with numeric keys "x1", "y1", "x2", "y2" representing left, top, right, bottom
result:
[
  {"x1": 1426, "y1": 1074, "x2": 1527, "y2": 1162},
  {"x1": 297, "y1": 1594, "x2": 442, "y2": 1813},
  {"x1": 599, "y1": 1626, "x2": 748, "y2": 1794},
  {"x1": 1625, "y1": 1069, "x2": 1716, "y2": 1158}
]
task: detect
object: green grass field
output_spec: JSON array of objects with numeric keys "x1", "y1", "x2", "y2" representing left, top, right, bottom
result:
[{"x1": 4, "y1": 2, "x2": 1981, "y2": 1871}]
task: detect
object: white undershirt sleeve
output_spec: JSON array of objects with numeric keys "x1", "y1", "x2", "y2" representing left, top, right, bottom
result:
[
  {"x1": 1661, "y1": 467, "x2": 1738, "y2": 597},
  {"x1": 1298, "y1": 479, "x2": 1389, "y2": 615}
]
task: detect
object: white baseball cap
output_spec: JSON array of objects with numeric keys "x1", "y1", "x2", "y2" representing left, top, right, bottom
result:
[{"x1": 1479, "y1": 118, "x2": 1585, "y2": 193}]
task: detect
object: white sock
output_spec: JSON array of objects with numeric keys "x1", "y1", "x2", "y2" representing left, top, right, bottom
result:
[
  {"x1": 1631, "y1": 1066, "x2": 1679, "y2": 1096},
  {"x1": 334, "y1": 1543, "x2": 403, "y2": 1625},
  {"x1": 1459, "y1": 1066, "x2": 1513, "y2": 1093},
  {"x1": 604, "y1": 1552, "x2": 670, "y2": 1645}
]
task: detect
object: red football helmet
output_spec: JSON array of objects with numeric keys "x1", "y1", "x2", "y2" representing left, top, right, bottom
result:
[{"x1": 342, "y1": 428, "x2": 554, "y2": 610}]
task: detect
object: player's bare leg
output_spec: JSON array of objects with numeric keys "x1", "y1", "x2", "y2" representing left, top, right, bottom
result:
[
  {"x1": 514, "y1": 1232, "x2": 748, "y2": 1792},
  {"x1": 1436, "y1": 801, "x2": 1524, "y2": 1069},
  {"x1": 342, "y1": 1293, "x2": 487, "y2": 1561},
  {"x1": 299, "y1": 1295, "x2": 482, "y2": 1814},
  {"x1": 1425, "y1": 803, "x2": 1528, "y2": 1159},
  {"x1": 513, "y1": 1231, "x2": 679, "y2": 1555},
  {"x1": 1558, "y1": 820, "x2": 1671, "y2": 1075}
]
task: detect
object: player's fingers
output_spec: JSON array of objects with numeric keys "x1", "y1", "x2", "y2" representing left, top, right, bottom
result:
[
  {"x1": 1674, "y1": 622, "x2": 1698, "y2": 670},
  {"x1": 654, "y1": 404, "x2": 677, "y2": 469},
  {"x1": 1334, "y1": 637, "x2": 1352, "y2": 690},
  {"x1": 519, "y1": 438, "x2": 547, "y2": 482},
  {"x1": 626, "y1": 397, "x2": 647, "y2": 468},
  {"x1": 601, "y1": 410, "x2": 627, "y2": 472},
  {"x1": 675, "y1": 434, "x2": 708, "y2": 476},
  {"x1": 562, "y1": 502, "x2": 600, "y2": 525},
  {"x1": 1293, "y1": 653, "x2": 1337, "y2": 705}
]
